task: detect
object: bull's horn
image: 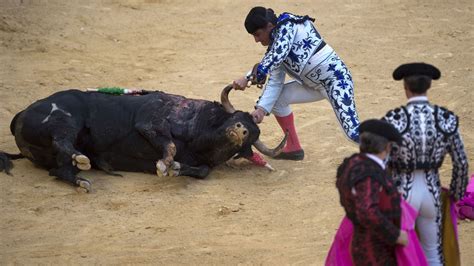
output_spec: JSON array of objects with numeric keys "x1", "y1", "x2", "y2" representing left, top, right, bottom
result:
[
  {"x1": 253, "y1": 131, "x2": 289, "y2": 157},
  {"x1": 220, "y1": 84, "x2": 236, "y2": 114}
]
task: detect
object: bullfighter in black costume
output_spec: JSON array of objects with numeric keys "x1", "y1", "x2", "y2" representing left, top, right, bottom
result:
[{"x1": 383, "y1": 62, "x2": 469, "y2": 265}]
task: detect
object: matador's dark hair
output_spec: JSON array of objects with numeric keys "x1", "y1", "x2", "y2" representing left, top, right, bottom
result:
[
  {"x1": 244, "y1": 6, "x2": 278, "y2": 34},
  {"x1": 404, "y1": 75, "x2": 432, "y2": 94},
  {"x1": 359, "y1": 132, "x2": 390, "y2": 154}
]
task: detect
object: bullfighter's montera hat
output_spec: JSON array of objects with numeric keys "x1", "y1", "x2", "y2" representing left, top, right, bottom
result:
[
  {"x1": 359, "y1": 119, "x2": 402, "y2": 144},
  {"x1": 392, "y1": 62, "x2": 441, "y2": 81}
]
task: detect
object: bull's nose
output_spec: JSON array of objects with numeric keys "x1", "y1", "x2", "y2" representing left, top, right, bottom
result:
[
  {"x1": 243, "y1": 130, "x2": 247, "y2": 136},
  {"x1": 236, "y1": 122, "x2": 242, "y2": 128}
]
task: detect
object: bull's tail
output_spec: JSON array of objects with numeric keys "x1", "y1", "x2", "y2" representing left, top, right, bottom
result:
[{"x1": 0, "y1": 152, "x2": 24, "y2": 175}]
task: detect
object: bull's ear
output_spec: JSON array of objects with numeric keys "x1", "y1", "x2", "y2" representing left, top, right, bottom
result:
[{"x1": 235, "y1": 144, "x2": 253, "y2": 159}]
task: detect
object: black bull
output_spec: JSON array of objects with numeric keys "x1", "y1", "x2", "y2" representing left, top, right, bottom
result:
[{"x1": 0, "y1": 86, "x2": 285, "y2": 192}]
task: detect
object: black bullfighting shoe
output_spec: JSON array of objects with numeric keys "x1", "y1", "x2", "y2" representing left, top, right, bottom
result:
[{"x1": 274, "y1": 150, "x2": 304, "y2": 161}]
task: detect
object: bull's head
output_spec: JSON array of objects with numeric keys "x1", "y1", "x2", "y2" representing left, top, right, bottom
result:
[{"x1": 220, "y1": 85, "x2": 287, "y2": 158}]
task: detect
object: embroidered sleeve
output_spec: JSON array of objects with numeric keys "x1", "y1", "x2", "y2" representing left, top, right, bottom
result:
[
  {"x1": 435, "y1": 106, "x2": 459, "y2": 136},
  {"x1": 382, "y1": 106, "x2": 409, "y2": 134},
  {"x1": 352, "y1": 177, "x2": 400, "y2": 245},
  {"x1": 255, "y1": 64, "x2": 286, "y2": 114},
  {"x1": 255, "y1": 21, "x2": 297, "y2": 83},
  {"x1": 447, "y1": 130, "x2": 469, "y2": 201}
]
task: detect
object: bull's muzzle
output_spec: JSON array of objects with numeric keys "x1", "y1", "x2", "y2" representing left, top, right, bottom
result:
[
  {"x1": 227, "y1": 122, "x2": 248, "y2": 146},
  {"x1": 220, "y1": 85, "x2": 287, "y2": 158}
]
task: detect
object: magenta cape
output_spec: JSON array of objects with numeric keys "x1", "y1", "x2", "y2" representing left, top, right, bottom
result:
[
  {"x1": 325, "y1": 199, "x2": 428, "y2": 266},
  {"x1": 457, "y1": 174, "x2": 474, "y2": 220}
]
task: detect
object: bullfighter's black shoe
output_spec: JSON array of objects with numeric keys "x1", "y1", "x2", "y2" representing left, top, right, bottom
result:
[{"x1": 274, "y1": 150, "x2": 304, "y2": 161}]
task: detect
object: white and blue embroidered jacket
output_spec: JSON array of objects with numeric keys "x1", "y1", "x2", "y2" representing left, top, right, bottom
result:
[{"x1": 254, "y1": 13, "x2": 326, "y2": 113}]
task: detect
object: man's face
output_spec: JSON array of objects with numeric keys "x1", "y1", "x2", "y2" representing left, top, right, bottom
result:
[{"x1": 252, "y1": 23, "x2": 274, "y2": 46}]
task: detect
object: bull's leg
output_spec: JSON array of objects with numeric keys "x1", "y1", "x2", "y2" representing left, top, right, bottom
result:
[
  {"x1": 44, "y1": 112, "x2": 92, "y2": 191},
  {"x1": 135, "y1": 121, "x2": 177, "y2": 177},
  {"x1": 155, "y1": 142, "x2": 177, "y2": 177},
  {"x1": 52, "y1": 137, "x2": 91, "y2": 171},
  {"x1": 168, "y1": 161, "x2": 210, "y2": 179},
  {"x1": 42, "y1": 107, "x2": 92, "y2": 172},
  {"x1": 49, "y1": 165, "x2": 91, "y2": 192},
  {"x1": 54, "y1": 138, "x2": 90, "y2": 171},
  {"x1": 50, "y1": 138, "x2": 92, "y2": 192}
]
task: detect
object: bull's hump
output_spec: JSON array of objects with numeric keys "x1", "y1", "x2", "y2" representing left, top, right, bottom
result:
[
  {"x1": 168, "y1": 99, "x2": 215, "y2": 139},
  {"x1": 173, "y1": 99, "x2": 207, "y2": 118}
]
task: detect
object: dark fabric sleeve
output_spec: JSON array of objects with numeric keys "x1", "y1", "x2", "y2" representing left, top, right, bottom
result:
[
  {"x1": 352, "y1": 177, "x2": 400, "y2": 245},
  {"x1": 447, "y1": 131, "x2": 469, "y2": 201}
]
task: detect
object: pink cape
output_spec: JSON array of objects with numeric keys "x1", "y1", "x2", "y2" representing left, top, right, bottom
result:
[
  {"x1": 325, "y1": 199, "x2": 428, "y2": 266},
  {"x1": 456, "y1": 174, "x2": 474, "y2": 220}
]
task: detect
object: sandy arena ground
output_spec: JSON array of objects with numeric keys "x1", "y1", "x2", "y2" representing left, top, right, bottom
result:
[{"x1": 0, "y1": 0, "x2": 473, "y2": 264}]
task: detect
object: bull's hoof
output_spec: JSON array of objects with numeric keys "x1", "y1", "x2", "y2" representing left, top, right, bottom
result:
[
  {"x1": 76, "y1": 178, "x2": 91, "y2": 193},
  {"x1": 72, "y1": 154, "x2": 91, "y2": 170},
  {"x1": 196, "y1": 165, "x2": 210, "y2": 179},
  {"x1": 156, "y1": 160, "x2": 168, "y2": 177},
  {"x1": 168, "y1": 161, "x2": 181, "y2": 177}
]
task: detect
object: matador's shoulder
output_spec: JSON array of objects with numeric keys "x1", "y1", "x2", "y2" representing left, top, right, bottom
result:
[
  {"x1": 340, "y1": 155, "x2": 386, "y2": 187},
  {"x1": 434, "y1": 105, "x2": 459, "y2": 136},
  {"x1": 382, "y1": 106, "x2": 409, "y2": 134}
]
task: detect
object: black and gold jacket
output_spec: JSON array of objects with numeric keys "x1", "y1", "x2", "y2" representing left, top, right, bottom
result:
[{"x1": 383, "y1": 97, "x2": 469, "y2": 201}]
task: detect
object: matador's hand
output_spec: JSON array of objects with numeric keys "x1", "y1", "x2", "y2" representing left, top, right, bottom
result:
[
  {"x1": 232, "y1": 76, "x2": 248, "y2": 91},
  {"x1": 251, "y1": 107, "x2": 266, "y2": 124},
  {"x1": 396, "y1": 230, "x2": 408, "y2": 246}
]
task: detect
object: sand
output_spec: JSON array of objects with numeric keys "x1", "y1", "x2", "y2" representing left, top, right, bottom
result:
[{"x1": 1, "y1": 0, "x2": 473, "y2": 264}]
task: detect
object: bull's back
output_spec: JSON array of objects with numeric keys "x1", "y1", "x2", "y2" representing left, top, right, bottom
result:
[
  {"x1": 18, "y1": 89, "x2": 147, "y2": 129},
  {"x1": 15, "y1": 89, "x2": 168, "y2": 140}
]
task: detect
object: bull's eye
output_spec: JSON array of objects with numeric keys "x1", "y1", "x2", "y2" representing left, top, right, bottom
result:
[
  {"x1": 236, "y1": 123, "x2": 242, "y2": 128},
  {"x1": 243, "y1": 130, "x2": 248, "y2": 135}
]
